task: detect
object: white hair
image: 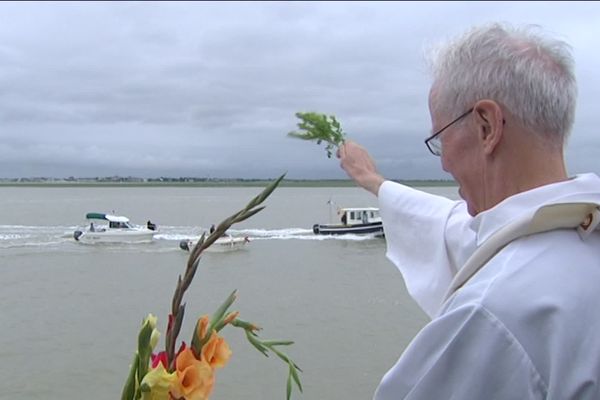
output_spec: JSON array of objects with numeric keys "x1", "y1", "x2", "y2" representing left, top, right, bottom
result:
[{"x1": 427, "y1": 23, "x2": 577, "y2": 144}]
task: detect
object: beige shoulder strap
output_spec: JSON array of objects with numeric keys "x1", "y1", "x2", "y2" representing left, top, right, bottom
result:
[{"x1": 441, "y1": 203, "x2": 600, "y2": 310}]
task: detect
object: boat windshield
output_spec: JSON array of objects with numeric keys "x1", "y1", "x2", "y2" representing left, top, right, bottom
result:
[{"x1": 109, "y1": 221, "x2": 133, "y2": 229}]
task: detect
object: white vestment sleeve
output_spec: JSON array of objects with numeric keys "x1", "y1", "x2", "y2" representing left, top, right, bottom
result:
[
  {"x1": 374, "y1": 304, "x2": 547, "y2": 400},
  {"x1": 378, "y1": 181, "x2": 475, "y2": 317}
]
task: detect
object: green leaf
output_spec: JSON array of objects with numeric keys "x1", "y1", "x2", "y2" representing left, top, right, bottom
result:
[
  {"x1": 286, "y1": 369, "x2": 292, "y2": 400},
  {"x1": 137, "y1": 320, "x2": 153, "y2": 356},
  {"x1": 121, "y1": 353, "x2": 139, "y2": 400},
  {"x1": 230, "y1": 318, "x2": 259, "y2": 331},
  {"x1": 261, "y1": 340, "x2": 294, "y2": 346},
  {"x1": 245, "y1": 329, "x2": 269, "y2": 357},
  {"x1": 190, "y1": 318, "x2": 202, "y2": 356},
  {"x1": 290, "y1": 362, "x2": 303, "y2": 392},
  {"x1": 136, "y1": 320, "x2": 153, "y2": 383},
  {"x1": 209, "y1": 290, "x2": 237, "y2": 331}
]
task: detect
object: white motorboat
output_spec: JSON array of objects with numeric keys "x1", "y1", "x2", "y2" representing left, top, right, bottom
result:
[
  {"x1": 73, "y1": 213, "x2": 157, "y2": 243},
  {"x1": 179, "y1": 235, "x2": 250, "y2": 253},
  {"x1": 313, "y1": 207, "x2": 384, "y2": 236}
]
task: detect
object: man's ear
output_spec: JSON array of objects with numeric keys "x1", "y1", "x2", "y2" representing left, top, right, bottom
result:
[{"x1": 473, "y1": 100, "x2": 504, "y2": 155}]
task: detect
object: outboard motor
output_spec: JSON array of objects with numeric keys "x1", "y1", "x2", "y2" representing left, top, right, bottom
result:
[
  {"x1": 73, "y1": 230, "x2": 83, "y2": 241},
  {"x1": 147, "y1": 220, "x2": 157, "y2": 231},
  {"x1": 312, "y1": 224, "x2": 320, "y2": 234},
  {"x1": 179, "y1": 239, "x2": 191, "y2": 251}
]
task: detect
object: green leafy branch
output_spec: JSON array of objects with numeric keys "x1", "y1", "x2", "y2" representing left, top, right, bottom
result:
[{"x1": 288, "y1": 112, "x2": 346, "y2": 158}]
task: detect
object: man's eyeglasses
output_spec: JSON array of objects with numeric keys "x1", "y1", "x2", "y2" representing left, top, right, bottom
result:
[{"x1": 424, "y1": 108, "x2": 474, "y2": 156}]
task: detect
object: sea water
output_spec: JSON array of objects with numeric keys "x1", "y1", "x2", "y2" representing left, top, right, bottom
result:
[{"x1": 0, "y1": 185, "x2": 458, "y2": 400}]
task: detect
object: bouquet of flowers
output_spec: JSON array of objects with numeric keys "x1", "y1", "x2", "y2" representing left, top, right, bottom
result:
[
  {"x1": 121, "y1": 174, "x2": 302, "y2": 400},
  {"x1": 288, "y1": 112, "x2": 346, "y2": 158}
]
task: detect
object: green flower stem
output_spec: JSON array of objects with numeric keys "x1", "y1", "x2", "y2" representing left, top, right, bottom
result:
[
  {"x1": 165, "y1": 174, "x2": 286, "y2": 370},
  {"x1": 123, "y1": 173, "x2": 301, "y2": 400}
]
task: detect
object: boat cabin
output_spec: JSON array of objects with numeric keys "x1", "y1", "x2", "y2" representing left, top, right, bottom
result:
[
  {"x1": 339, "y1": 207, "x2": 381, "y2": 225},
  {"x1": 85, "y1": 212, "x2": 133, "y2": 229}
]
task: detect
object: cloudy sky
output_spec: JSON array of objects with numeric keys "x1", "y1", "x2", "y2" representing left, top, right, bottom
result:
[{"x1": 1, "y1": 1, "x2": 599, "y2": 180}]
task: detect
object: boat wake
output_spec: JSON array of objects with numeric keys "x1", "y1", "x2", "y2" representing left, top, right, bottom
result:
[
  {"x1": 156, "y1": 226, "x2": 380, "y2": 242},
  {"x1": 0, "y1": 224, "x2": 76, "y2": 250},
  {"x1": 0, "y1": 224, "x2": 382, "y2": 252}
]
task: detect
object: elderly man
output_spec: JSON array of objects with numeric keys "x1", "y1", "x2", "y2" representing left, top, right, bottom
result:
[{"x1": 339, "y1": 23, "x2": 600, "y2": 399}]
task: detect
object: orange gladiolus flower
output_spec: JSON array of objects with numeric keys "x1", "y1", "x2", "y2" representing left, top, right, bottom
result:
[
  {"x1": 197, "y1": 315, "x2": 210, "y2": 341},
  {"x1": 201, "y1": 331, "x2": 232, "y2": 369},
  {"x1": 172, "y1": 348, "x2": 215, "y2": 400},
  {"x1": 222, "y1": 311, "x2": 240, "y2": 326}
]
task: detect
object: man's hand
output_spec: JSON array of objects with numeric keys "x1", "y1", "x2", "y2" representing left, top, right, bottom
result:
[{"x1": 338, "y1": 140, "x2": 385, "y2": 196}]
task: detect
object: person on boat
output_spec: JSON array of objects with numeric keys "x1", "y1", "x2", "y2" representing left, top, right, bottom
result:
[
  {"x1": 338, "y1": 23, "x2": 600, "y2": 399},
  {"x1": 89, "y1": 222, "x2": 95, "y2": 232},
  {"x1": 340, "y1": 213, "x2": 347, "y2": 225},
  {"x1": 208, "y1": 224, "x2": 228, "y2": 238}
]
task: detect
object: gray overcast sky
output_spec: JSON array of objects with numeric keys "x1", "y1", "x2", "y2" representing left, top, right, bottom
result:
[{"x1": 1, "y1": 1, "x2": 599, "y2": 180}]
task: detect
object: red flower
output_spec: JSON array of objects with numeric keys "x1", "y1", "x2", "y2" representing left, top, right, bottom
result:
[
  {"x1": 152, "y1": 341, "x2": 188, "y2": 369},
  {"x1": 151, "y1": 351, "x2": 168, "y2": 369}
]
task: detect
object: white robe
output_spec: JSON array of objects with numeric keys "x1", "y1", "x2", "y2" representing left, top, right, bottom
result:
[{"x1": 374, "y1": 173, "x2": 600, "y2": 400}]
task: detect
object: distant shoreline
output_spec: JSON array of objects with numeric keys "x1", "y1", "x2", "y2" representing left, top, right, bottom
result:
[{"x1": 0, "y1": 179, "x2": 456, "y2": 188}]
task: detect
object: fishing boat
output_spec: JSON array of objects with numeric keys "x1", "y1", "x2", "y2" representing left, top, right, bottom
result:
[
  {"x1": 179, "y1": 235, "x2": 250, "y2": 253},
  {"x1": 73, "y1": 213, "x2": 157, "y2": 243},
  {"x1": 313, "y1": 207, "x2": 384, "y2": 236}
]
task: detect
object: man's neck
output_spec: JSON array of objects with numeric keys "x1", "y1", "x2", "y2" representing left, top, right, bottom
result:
[{"x1": 484, "y1": 139, "x2": 568, "y2": 210}]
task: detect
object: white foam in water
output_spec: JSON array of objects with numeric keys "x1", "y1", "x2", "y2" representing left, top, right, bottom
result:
[
  {"x1": 0, "y1": 224, "x2": 79, "y2": 250},
  {"x1": 0, "y1": 234, "x2": 28, "y2": 240},
  {"x1": 141, "y1": 226, "x2": 379, "y2": 242},
  {"x1": 154, "y1": 233, "x2": 195, "y2": 241},
  {"x1": 232, "y1": 228, "x2": 378, "y2": 241},
  {"x1": 0, "y1": 224, "x2": 380, "y2": 251},
  {"x1": 235, "y1": 228, "x2": 311, "y2": 237}
]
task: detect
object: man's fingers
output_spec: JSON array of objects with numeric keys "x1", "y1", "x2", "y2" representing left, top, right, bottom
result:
[{"x1": 337, "y1": 143, "x2": 345, "y2": 159}]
